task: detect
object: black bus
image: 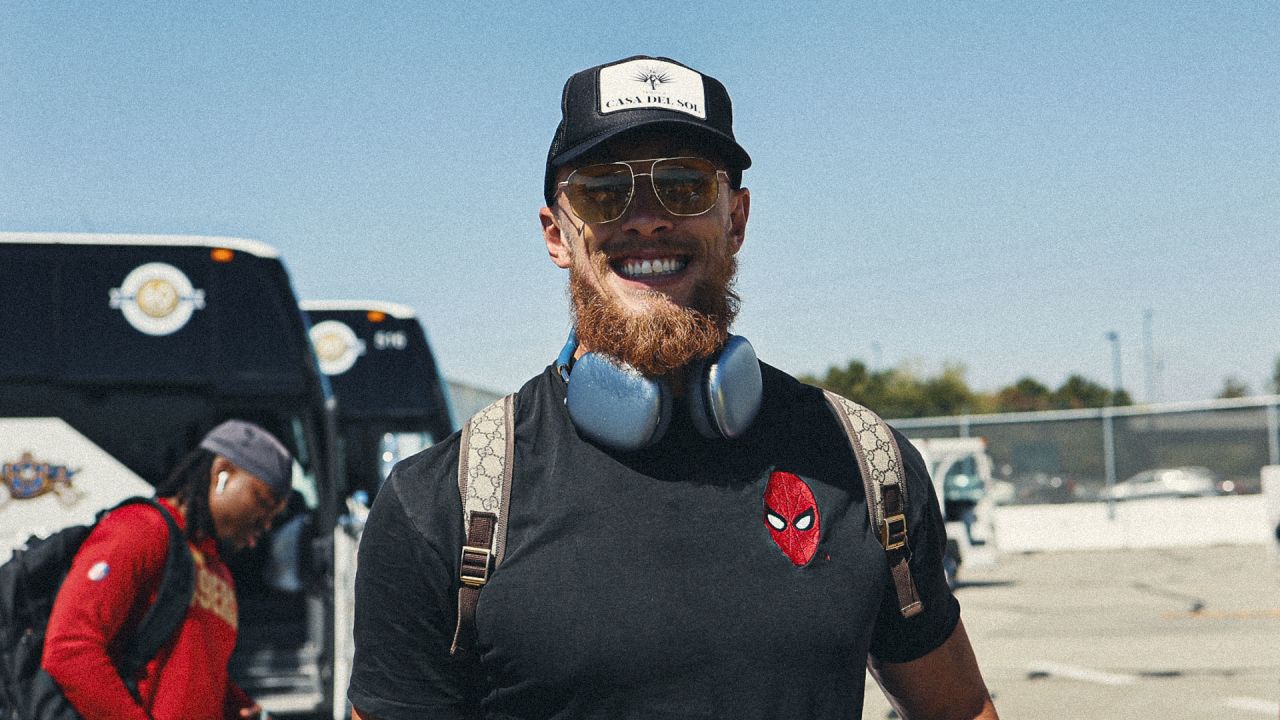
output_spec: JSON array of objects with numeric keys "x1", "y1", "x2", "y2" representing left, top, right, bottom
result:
[
  {"x1": 0, "y1": 233, "x2": 343, "y2": 718},
  {"x1": 300, "y1": 300, "x2": 455, "y2": 501}
]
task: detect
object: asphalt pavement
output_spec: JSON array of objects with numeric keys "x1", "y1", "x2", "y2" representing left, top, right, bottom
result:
[{"x1": 861, "y1": 544, "x2": 1280, "y2": 719}]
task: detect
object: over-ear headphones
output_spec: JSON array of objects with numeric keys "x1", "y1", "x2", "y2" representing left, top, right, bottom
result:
[{"x1": 557, "y1": 329, "x2": 763, "y2": 452}]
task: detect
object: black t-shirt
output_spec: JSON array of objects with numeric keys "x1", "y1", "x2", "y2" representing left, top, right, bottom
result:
[{"x1": 349, "y1": 363, "x2": 959, "y2": 720}]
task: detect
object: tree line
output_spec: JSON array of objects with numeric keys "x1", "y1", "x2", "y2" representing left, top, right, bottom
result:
[
  {"x1": 1216, "y1": 356, "x2": 1280, "y2": 399},
  {"x1": 802, "y1": 354, "x2": 1280, "y2": 420},
  {"x1": 799, "y1": 360, "x2": 1132, "y2": 420}
]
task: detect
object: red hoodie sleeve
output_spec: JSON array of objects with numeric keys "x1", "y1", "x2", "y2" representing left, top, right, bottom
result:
[
  {"x1": 42, "y1": 504, "x2": 169, "y2": 720},
  {"x1": 224, "y1": 680, "x2": 257, "y2": 719}
]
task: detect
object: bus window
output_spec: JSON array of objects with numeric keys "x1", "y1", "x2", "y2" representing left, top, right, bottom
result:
[{"x1": 379, "y1": 430, "x2": 435, "y2": 486}]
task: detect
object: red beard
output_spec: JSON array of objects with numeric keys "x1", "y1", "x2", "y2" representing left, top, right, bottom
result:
[{"x1": 569, "y1": 243, "x2": 740, "y2": 377}]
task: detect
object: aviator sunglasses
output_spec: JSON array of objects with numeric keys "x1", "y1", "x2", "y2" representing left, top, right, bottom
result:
[{"x1": 557, "y1": 156, "x2": 730, "y2": 224}]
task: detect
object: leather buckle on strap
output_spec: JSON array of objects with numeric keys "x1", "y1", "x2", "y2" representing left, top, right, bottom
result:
[
  {"x1": 881, "y1": 513, "x2": 908, "y2": 551},
  {"x1": 460, "y1": 545, "x2": 492, "y2": 588}
]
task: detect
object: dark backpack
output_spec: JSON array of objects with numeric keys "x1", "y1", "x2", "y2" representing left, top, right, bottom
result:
[{"x1": 0, "y1": 497, "x2": 195, "y2": 720}]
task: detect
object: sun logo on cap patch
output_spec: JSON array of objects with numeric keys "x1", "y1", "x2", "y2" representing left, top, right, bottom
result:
[
  {"x1": 109, "y1": 262, "x2": 206, "y2": 336},
  {"x1": 631, "y1": 67, "x2": 674, "y2": 91},
  {"x1": 309, "y1": 320, "x2": 366, "y2": 376},
  {"x1": 88, "y1": 561, "x2": 110, "y2": 581}
]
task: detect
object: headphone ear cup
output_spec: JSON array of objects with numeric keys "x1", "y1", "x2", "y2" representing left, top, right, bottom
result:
[
  {"x1": 686, "y1": 355, "x2": 716, "y2": 438},
  {"x1": 688, "y1": 335, "x2": 763, "y2": 440},
  {"x1": 566, "y1": 352, "x2": 672, "y2": 452}
]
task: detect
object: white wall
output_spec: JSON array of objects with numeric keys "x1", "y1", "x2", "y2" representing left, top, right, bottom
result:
[{"x1": 993, "y1": 494, "x2": 1270, "y2": 553}]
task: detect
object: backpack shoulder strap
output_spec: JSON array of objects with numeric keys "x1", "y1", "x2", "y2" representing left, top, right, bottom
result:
[
  {"x1": 116, "y1": 498, "x2": 196, "y2": 683},
  {"x1": 450, "y1": 394, "x2": 516, "y2": 656},
  {"x1": 820, "y1": 390, "x2": 924, "y2": 618}
]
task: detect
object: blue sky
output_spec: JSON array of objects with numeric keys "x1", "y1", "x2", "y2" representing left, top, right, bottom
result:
[{"x1": 4, "y1": 3, "x2": 1277, "y2": 402}]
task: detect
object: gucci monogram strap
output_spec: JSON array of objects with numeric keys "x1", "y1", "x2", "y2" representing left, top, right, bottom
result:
[
  {"x1": 450, "y1": 394, "x2": 515, "y2": 656},
  {"x1": 821, "y1": 390, "x2": 923, "y2": 618}
]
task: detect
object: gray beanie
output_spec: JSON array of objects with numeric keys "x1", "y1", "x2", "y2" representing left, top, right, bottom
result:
[{"x1": 199, "y1": 419, "x2": 293, "y2": 497}]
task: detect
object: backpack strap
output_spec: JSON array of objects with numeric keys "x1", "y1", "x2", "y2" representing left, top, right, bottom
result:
[
  {"x1": 450, "y1": 394, "x2": 516, "y2": 656},
  {"x1": 116, "y1": 498, "x2": 195, "y2": 686},
  {"x1": 821, "y1": 390, "x2": 924, "y2": 619}
]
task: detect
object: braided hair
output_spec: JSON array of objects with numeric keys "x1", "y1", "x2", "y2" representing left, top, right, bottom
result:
[{"x1": 155, "y1": 448, "x2": 218, "y2": 542}]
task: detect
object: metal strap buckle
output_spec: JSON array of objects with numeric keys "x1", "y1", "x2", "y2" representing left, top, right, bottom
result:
[
  {"x1": 459, "y1": 545, "x2": 492, "y2": 588},
  {"x1": 881, "y1": 513, "x2": 908, "y2": 551}
]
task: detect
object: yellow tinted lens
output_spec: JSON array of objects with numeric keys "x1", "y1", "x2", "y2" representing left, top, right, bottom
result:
[
  {"x1": 565, "y1": 163, "x2": 633, "y2": 223},
  {"x1": 652, "y1": 158, "x2": 719, "y2": 215}
]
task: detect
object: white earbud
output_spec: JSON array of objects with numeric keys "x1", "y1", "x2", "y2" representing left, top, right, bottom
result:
[{"x1": 216, "y1": 470, "x2": 229, "y2": 494}]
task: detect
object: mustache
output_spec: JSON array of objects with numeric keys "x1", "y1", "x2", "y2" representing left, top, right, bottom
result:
[{"x1": 599, "y1": 236, "x2": 701, "y2": 257}]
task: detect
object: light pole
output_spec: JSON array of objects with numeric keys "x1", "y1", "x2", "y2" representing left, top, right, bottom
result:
[
  {"x1": 1104, "y1": 331, "x2": 1121, "y2": 518},
  {"x1": 1142, "y1": 309, "x2": 1154, "y2": 403},
  {"x1": 1105, "y1": 331, "x2": 1122, "y2": 402}
]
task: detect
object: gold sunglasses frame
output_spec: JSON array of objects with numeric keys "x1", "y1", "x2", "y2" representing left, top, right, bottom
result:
[{"x1": 556, "y1": 156, "x2": 730, "y2": 223}]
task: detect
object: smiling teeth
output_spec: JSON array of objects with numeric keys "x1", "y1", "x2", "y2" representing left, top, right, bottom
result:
[{"x1": 618, "y1": 257, "x2": 687, "y2": 278}]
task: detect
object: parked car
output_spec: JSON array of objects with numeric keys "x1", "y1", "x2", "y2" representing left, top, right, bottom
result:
[
  {"x1": 1015, "y1": 472, "x2": 1078, "y2": 504},
  {"x1": 1102, "y1": 466, "x2": 1219, "y2": 501}
]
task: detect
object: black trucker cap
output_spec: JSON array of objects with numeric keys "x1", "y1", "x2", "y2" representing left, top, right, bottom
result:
[{"x1": 544, "y1": 55, "x2": 752, "y2": 205}]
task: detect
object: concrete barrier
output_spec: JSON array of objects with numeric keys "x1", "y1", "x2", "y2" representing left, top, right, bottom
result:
[{"x1": 993, "y1": 494, "x2": 1270, "y2": 553}]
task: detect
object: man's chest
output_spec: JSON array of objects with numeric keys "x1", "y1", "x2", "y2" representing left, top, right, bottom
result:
[{"x1": 474, "y1": 451, "x2": 889, "y2": 693}]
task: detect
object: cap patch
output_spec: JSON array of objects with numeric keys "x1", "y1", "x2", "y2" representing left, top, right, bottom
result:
[
  {"x1": 598, "y1": 59, "x2": 706, "y2": 120},
  {"x1": 87, "y1": 561, "x2": 110, "y2": 581}
]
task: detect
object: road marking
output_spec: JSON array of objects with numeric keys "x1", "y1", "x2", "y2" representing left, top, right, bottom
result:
[
  {"x1": 1223, "y1": 697, "x2": 1278, "y2": 715},
  {"x1": 1027, "y1": 661, "x2": 1137, "y2": 686}
]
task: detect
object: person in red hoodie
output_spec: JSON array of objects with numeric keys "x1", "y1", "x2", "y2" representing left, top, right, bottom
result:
[{"x1": 43, "y1": 420, "x2": 293, "y2": 720}]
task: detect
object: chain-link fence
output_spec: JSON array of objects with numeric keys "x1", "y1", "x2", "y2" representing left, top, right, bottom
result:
[{"x1": 892, "y1": 395, "x2": 1280, "y2": 505}]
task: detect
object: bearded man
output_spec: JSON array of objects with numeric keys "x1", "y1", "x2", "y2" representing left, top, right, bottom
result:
[{"x1": 349, "y1": 55, "x2": 999, "y2": 720}]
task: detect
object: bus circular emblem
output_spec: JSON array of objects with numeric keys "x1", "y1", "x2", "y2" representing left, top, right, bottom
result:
[
  {"x1": 137, "y1": 277, "x2": 181, "y2": 318},
  {"x1": 109, "y1": 262, "x2": 206, "y2": 336},
  {"x1": 310, "y1": 320, "x2": 366, "y2": 376}
]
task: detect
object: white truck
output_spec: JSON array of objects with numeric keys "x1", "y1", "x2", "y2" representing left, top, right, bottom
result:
[{"x1": 908, "y1": 437, "x2": 999, "y2": 586}]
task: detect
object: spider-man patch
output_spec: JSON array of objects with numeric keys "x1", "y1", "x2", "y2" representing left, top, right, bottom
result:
[{"x1": 763, "y1": 470, "x2": 820, "y2": 566}]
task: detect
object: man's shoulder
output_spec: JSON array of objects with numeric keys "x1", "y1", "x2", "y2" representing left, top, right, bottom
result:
[
  {"x1": 93, "y1": 501, "x2": 172, "y2": 542},
  {"x1": 75, "y1": 501, "x2": 171, "y2": 574},
  {"x1": 383, "y1": 431, "x2": 463, "y2": 503},
  {"x1": 754, "y1": 362, "x2": 844, "y2": 440},
  {"x1": 757, "y1": 364, "x2": 931, "y2": 489},
  {"x1": 759, "y1": 361, "x2": 824, "y2": 407},
  {"x1": 374, "y1": 368, "x2": 554, "y2": 534}
]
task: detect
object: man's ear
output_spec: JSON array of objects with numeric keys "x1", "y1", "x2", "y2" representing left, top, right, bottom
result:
[
  {"x1": 540, "y1": 206, "x2": 573, "y2": 269},
  {"x1": 208, "y1": 456, "x2": 233, "y2": 495},
  {"x1": 727, "y1": 187, "x2": 750, "y2": 254},
  {"x1": 209, "y1": 456, "x2": 231, "y2": 481}
]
